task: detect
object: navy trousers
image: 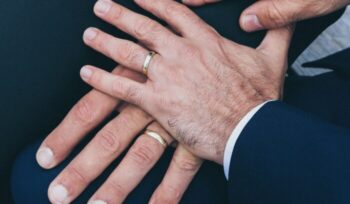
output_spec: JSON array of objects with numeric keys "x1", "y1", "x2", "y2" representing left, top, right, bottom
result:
[{"x1": 0, "y1": 0, "x2": 344, "y2": 203}]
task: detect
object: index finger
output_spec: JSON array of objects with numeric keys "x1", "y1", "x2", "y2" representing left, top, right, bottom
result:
[{"x1": 36, "y1": 67, "x2": 145, "y2": 169}]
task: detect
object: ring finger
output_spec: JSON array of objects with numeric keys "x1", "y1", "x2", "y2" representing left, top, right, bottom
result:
[
  {"x1": 83, "y1": 28, "x2": 162, "y2": 78},
  {"x1": 88, "y1": 122, "x2": 173, "y2": 204}
]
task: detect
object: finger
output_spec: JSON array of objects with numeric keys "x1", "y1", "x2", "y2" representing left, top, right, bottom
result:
[
  {"x1": 47, "y1": 105, "x2": 153, "y2": 204},
  {"x1": 135, "y1": 0, "x2": 217, "y2": 39},
  {"x1": 36, "y1": 67, "x2": 144, "y2": 169},
  {"x1": 258, "y1": 25, "x2": 295, "y2": 64},
  {"x1": 240, "y1": 0, "x2": 306, "y2": 32},
  {"x1": 88, "y1": 122, "x2": 174, "y2": 204},
  {"x1": 93, "y1": 0, "x2": 180, "y2": 52},
  {"x1": 80, "y1": 65, "x2": 151, "y2": 108},
  {"x1": 150, "y1": 145, "x2": 202, "y2": 203},
  {"x1": 83, "y1": 28, "x2": 156, "y2": 75},
  {"x1": 182, "y1": 0, "x2": 222, "y2": 7}
]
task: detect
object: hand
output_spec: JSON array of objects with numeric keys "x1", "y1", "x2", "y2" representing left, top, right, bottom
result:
[
  {"x1": 79, "y1": 0, "x2": 293, "y2": 164},
  {"x1": 240, "y1": 0, "x2": 350, "y2": 32},
  {"x1": 36, "y1": 66, "x2": 203, "y2": 204}
]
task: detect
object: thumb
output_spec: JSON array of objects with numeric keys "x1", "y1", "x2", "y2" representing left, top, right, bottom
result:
[
  {"x1": 240, "y1": 0, "x2": 301, "y2": 32},
  {"x1": 258, "y1": 25, "x2": 295, "y2": 66}
]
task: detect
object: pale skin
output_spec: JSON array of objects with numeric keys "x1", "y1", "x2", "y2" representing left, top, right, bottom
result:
[
  {"x1": 70, "y1": 0, "x2": 293, "y2": 203},
  {"x1": 37, "y1": 65, "x2": 203, "y2": 204},
  {"x1": 37, "y1": 2, "x2": 210, "y2": 204},
  {"x1": 35, "y1": 0, "x2": 346, "y2": 203},
  {"x1": 38, "y1": 1, "x2": 291, "y2": 203},
  {"x1": 79, "y1": 0, "x2": 292, "y2": 163},
  {"x1": 186, "y1": 0, "x2": 350, "y2": 32}
]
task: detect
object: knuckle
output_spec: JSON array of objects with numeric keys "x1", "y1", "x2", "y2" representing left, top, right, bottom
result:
[
  {"x1": 107, "y1": 181, "x2": 127, "y2": 199},
  {"x1": 97, "y1": 128, "x2": 120, "y2": 155},
  {"x1": 127, "y1": 106, "x2": 152, "y2": 124},
  {"x1": 265, "y1": 2, "x2": 288, "y2": 26},
  {"x1": 110, "y1": 4, "x2": 123, "y2": 20},
  {"x1": 94, "y1": 33, "x2": 108, "y2": 51},
  {"x1": 112, "y1": 79, "x2": 126, "y2": 98},
  {"x1": 117, "y1": 41, "x2": 140, "y2": 63},
  {"x1": 134, "y1": 18, "x2": 158, "y2": 40},
  {"x1": 165, "y1": 3, "x2": 185, "y2": 17},
  {"x1": 129, "y1": 139, "x2": 157, "y2": 166},
  {"x1": 72, "y1": 98, "x2": 96, "y2": 125},
  {"x1": 125, "y1": 85, "x2": 143, "y2": 106},
  {"x1": 182, "y1": 44, "x2": 201, "y2": 59},
  {"x1": 158, "y1": 183, "x2": 181, "y2": 203},
  {"x1": 65, "y1": 165, "x2": 89, "y2": 185},
  {"x1": 115, "y1": 110, "x2": 134, "y2": 129},
  {"x1": 174, "y1": 155, "x2": 200, "y2": 172},
  {"x1": 303, "y1": 1, "x2": 331, "y2": 15},
  {"x1": 166, "y1": 3, "x2": 193, "y2": 22}
]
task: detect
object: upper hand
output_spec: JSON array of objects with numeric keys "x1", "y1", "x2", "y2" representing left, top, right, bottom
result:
[
  {"x1": 80, "y1": 0, "x2": 293, "y2": 164},
  {"x1": 240, "y1": 0, "x2": 350, "y2": 32}
]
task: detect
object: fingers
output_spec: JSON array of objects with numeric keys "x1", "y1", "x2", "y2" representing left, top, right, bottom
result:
[
  {"x1": 83, "y1": 28, "x2": 151, "y2": 74},
  {"x1": 88, "y1": 122, "x2": 174, "y2": 204},
  {"x1": 258, "y1": 25, "x2": 295, "y2": 63},
  {"x1": 135, "y1": 0, "x2": 216, "y2": 39},
  {"x1": 47, "y1": 106, "x2": 153, "y2": 204},
  {"x1": 182, "y1": 0, "x2": 222, "y2": 7},
  {"x1": 240, "y1": 0, "x2": 304, "y2": 32},
  {"x1": 36, "y1": 67, "x2": 143, "y2": 169},
  {"x1": 150, "y1": 145, "x2": 203, "y2": 204},
  {"x1": 80, "y1": 65, "x2": 151, "y2": 108},
  {"x1": 93, "y1": 0, "x2": 180, "y2": 52}
]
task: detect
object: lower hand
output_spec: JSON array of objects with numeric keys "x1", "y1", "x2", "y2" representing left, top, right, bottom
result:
[
  {"x1": 80, "y1": 0, "x2": 293, "y2": 164},
  {"x1": 240, "y1": 0, "x2": 350, "y2": 32},
  {"x1": 36, "y1": 66, "x2": 202, "y2": 204}
]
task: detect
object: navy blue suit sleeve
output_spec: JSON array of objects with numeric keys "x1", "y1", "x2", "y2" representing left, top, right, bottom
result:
[{"x1": 228, "y1": 101, "x2": 350, "y2": 204}]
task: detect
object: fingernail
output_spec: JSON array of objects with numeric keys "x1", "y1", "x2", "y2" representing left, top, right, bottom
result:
[
  {"x1": 80, "y1": 66, "x2": 92, "y2": 81},
  {"x1": 95, "y1": 0, "x2": 111, "y2": 14},
  {"x1": 83, "y1": 28, "x2": 98, "y2": 41},
  {"x1": 89, "y1": 200, "x2": 108, "y2": 204},
  {"x1": 36, "y1": 147, "x2": 54, "y2": 168},
  {"x1": 241, "y1": 15, "x2": 263, "y2": 31},
  {"x1": 49, "y1": 184, "x2": 69, "y2": 203}
]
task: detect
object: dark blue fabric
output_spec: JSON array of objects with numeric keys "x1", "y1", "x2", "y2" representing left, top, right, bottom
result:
[
  {"x1": 228, "y1": 72, "x2": 350, "y2": 204},
  {"x1": 3, "y1": 0, "x2": 345, "y2": 203}
]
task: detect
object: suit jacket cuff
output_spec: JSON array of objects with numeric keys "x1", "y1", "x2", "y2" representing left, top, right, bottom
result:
[{"x1": 223, "y1": 100, "x2": 273, "y2": 179}]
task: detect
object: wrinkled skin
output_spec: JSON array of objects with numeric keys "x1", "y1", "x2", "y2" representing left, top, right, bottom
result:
[
  {"x1": 80, "y1": 0, "x2": 293, "y2": 164},
  {"x1": 183, "y1": 0, "x2": 350, "y2": 32}
]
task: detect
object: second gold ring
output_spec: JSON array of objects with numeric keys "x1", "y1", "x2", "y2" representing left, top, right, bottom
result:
[
  {"x1": 142, "y1": 51, "x2": 156, "y2": 76},
  {"x1": 145, "y1": 130, "x2": 168, "y2": 147}
]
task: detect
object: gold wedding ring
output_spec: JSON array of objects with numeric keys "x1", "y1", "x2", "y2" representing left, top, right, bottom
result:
[
  {"x1": 142, "y1": 51, "x2": 156, "y2": 76},
  {"x1": 145, "y1": 130, "x2": 168, "y2": 147}
]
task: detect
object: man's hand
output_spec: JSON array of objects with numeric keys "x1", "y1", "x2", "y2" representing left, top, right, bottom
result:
[
  {"x1": 36, "y1": 65, "x2": 203, "y2": 204},
  {"x1": 80, "y1": 0, "x2": 293, "y2": 164},
  {"x1": 240, "y1": 0, "x2": 350, "y2": 32}
]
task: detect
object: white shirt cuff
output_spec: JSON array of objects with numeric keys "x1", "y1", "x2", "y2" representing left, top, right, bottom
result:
[{"x1": 223, "y1": 100, "x2": 273, "y2": 179}]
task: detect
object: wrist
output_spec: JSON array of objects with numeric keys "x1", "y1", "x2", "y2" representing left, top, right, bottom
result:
[{"x1": 215, "y1": 98, "x2": 265, "y2": 164}]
